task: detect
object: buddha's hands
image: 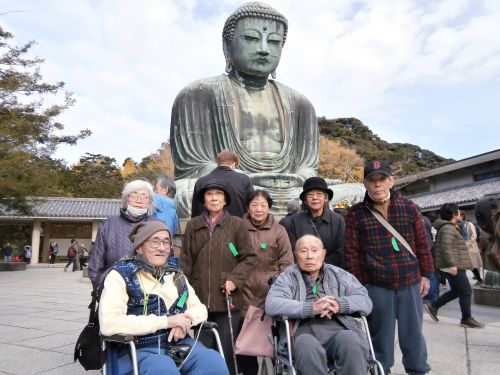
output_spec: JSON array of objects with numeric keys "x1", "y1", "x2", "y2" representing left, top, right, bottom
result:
[
  {"x1": 313, "y1": 296, "x2": 339, "y2": 319},
  {"x1": 167, "y1": 313, "x2": 193, "y2": 342},
  {"x1": 249, "y1": 173, "x2": 305, "y2": 189}
]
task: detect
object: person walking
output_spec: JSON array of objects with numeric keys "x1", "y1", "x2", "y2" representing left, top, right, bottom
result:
[
  {"x1": 424, "y1": 203, "x2": 484, "y2": 328},
  {"x1": 459, "y1": 211, "x2": 483, "y2": 284},
  {"x1": 344, "y1": 160, "x2": 434, "y2": 375},
  {"x1": 64, "y1": 240, "x2": 78, "y2": 272}
]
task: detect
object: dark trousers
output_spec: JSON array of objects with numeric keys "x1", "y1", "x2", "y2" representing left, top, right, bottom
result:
[
  {"x1": 65, "y1": 257, "x2": 76, "y2": 271},
  {"x1": 432, "y1": 270, "x2": 472, "y2": 320},
  {"x1": 201, "y1": 311, "x2": 241, "y2": 375},
  {"x1": 366, "y1": 283, "x2": 430, "y2": 375}
]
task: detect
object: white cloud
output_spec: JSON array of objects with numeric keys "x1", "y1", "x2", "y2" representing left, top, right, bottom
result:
[{"x1": 2, "y1": 0, "x2": 499, "y2": 164}]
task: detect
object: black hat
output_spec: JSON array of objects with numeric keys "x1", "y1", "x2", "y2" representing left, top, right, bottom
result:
[
  {"x1": 299, "y1": 177, "x2": 333, "y2": 201},
  {"x1": 197, "y1": 179, "x2": 231, "y2": 205},
  {"x1": 363, "y1": 160, "x2": 392, "y2": 180}
]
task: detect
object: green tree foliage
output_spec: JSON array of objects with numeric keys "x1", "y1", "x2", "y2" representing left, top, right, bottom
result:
[
  {"x1": 0, "y1": 26, "x2": 90, "y2": 212},
  {"x1": 61, "y1": 153, "x2": 123, "y2": 198},
  {"x1": 318, "y1": 117, "x2": 453, "y2": 177}
]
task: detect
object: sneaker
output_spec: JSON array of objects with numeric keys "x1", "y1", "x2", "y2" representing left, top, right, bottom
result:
[
  {"x1": 475, "y1": 280, "x2": 483, "y2": 286},
  {"x1": 424, "y1": 303, "x2": 439, "y2": 322},
  {"x1": 460, "y1": 317, "x2": 485, "y2": 328}
]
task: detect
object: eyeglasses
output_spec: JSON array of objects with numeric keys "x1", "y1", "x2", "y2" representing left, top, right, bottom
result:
[
  {"x1": 146, "y1": 239, "x2": 171, "y2": 249},
  {"x1": 128, "y1": 192, "x2": 151, "y2": 202}
]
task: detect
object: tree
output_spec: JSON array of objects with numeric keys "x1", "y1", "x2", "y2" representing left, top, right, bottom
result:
[
  {"x1": 0, "y1": 26, "x2": 90, "y2": 212},
  {"x1": 318, "y1": 136, "x2": 364, "y2": 182},
  {"x1": 121, "y1": 142, "x2": 175, "y2": 183},
  {"x1": 62, "y1": 153, "x2": 123, "y2": 198}
]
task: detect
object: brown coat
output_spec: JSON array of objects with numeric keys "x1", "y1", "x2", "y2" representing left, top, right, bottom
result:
[
  {"x1": 241, "y1": 213, "x2": 294, "y2": 316},
  {"x1": 182, "y1": 212, "x2": 256, "y2": 312},
  {"x1": 434, "y1": 219, "x2": 473, "y2": 270}
]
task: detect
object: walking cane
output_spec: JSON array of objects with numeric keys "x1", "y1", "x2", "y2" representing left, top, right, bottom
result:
[{"x1": 225, "y1": 292, "x2": 239, "y2": 375}]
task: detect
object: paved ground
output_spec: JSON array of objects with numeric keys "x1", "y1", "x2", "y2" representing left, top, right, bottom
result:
[{"x1": 0, "y1": 266, "x2": 499, "y2": 375}]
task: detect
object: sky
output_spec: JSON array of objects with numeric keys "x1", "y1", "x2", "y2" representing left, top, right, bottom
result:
[{"x1": 1, "y1": 0, "x2": 499, "y2": 166}]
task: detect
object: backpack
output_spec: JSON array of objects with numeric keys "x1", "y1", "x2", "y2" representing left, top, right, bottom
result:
[{"x1": 68, "y1": 247, "x2": 77, "y2": 257}]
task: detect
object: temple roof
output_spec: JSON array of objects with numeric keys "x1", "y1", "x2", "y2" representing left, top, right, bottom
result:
[
  {"x1": 0, "y1": 197, "x2": 121, "y2": 220},
  {"x1": 408, "y1": 178, "x2": 500, "y2": 210}
]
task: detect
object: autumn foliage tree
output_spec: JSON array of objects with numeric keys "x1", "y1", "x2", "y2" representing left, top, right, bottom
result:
[
  {"x1": 318, "y1": 136, "x2": 364, "y2": 182},
  {"x1": 0, "y1": 26, "x2": 90, "y2": 212}
]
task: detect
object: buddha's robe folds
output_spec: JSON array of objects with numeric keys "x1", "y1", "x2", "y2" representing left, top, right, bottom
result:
[{"x1": 170, "y1": 74, "x2": 319, "y2": 217}]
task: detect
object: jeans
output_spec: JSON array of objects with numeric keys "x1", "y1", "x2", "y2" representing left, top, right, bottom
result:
[
  {"x1": 425, "y1": 273, "x2": 439, "y2": 302},
  {"x1": 432, "y1": 270, "x2": 472, "y2": 320},
  {"x1": 4, "y1": 255, "x2": 12, "y2": 262},
  {"x1": 112, "y1": 337, "x2": 228, "y2": 375}
]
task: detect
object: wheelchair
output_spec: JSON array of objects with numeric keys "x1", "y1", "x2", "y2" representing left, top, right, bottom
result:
[
  {"x1": 101, "y1": 321, "x2": 224, "y2": 375},
  {"x1": 265, "y1": 314, "x2": 384, "y2": 375}
]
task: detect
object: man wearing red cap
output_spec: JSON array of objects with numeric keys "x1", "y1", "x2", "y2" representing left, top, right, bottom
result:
[{"x1": 344, "y1": 160, "x2": 434, "y2": 375}]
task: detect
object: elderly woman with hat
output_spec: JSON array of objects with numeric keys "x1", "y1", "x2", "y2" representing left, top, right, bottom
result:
[
  {"x1": 99, "y1": 221, "x2": 228, "y2": 375},
  {"x1": 89, "y1": 179, "x2": 160, "y2": 289},
  {"x1": 285, "y1": 176, "x2": 345, "y2": 267},
  {"x1": 182, "y1": 179, "x2": 256, "y2": 375}
]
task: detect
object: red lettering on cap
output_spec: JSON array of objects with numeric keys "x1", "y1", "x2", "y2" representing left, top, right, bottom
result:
[{"x1": 373, "y1": 161, "x2": 381, "y2": 169}]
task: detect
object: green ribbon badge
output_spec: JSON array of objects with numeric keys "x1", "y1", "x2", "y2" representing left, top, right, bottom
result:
[
  {"x1": 260, "y1": 242, "x2": 267, "y2": 250},
  {"x1": 228, "y1": 242, "x2": 239, "y2": 256},
  {"x1": 391, "y1": 237, "x2": 400, "y2": 252},
  {"x1": 312, "y1": 280, "x2": 319, "y2": 295},
  {"x1": 176, "y1": 291, "x2": 188, "y2": 308}
]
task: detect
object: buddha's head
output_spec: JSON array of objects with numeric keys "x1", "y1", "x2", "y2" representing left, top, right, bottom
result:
[{"x1": 222, "y1": 2, "x2": 288, "y2": 79}]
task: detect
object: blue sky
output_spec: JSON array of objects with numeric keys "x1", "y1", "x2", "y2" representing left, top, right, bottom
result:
[{"x1": 1, "y1": 0, "x2": 499, "y2": 166}]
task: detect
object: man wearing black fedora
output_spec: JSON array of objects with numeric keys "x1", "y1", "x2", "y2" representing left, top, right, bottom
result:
[{"x1": 285, "y1": 177, "x2": 345, "y2": 267}]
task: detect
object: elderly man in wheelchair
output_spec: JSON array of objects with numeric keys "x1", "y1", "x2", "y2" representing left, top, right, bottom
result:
[
  {"x1": 98, "y1": 221, "x2": 228, "y2": 375},
  {"x1": 265, "y1": 235, "x2": 374, "y2": 375}
]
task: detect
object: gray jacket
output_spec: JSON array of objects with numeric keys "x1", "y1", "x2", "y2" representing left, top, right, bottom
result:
[
  {"x1": 88, "y1": 208, "x2": 159, "y2": 288},
  {"x1": 265, "y1": 264, "x2": 372, "y2": 351}
]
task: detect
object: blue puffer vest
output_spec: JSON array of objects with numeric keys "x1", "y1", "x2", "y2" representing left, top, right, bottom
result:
[{"x1": 112, "y1": 258, "x2": 188, "y2": 349}]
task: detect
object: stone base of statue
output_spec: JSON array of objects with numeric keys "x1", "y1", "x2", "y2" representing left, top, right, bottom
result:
[{"x1": 473, "y1": 271, "x2": 500, "y2": 307}]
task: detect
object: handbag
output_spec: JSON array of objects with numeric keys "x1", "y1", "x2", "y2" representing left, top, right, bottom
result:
[
  {"x1": 234, "y1": 305, "x2": 273, "y2": 357},
  {"x1": 74, "y1": 288, "x2": 106, "y2": 370}
]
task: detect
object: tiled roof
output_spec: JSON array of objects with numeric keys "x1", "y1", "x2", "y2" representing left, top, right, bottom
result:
[
  {"x1": 395, "y1": 149, "x2": 500, "y2": 185},
  {"x1": 407, "y1": 178, "x2": 500, "y2": 210},
  {"x1": 0, "y1": 197, "x2": 122, "y2": 219}
]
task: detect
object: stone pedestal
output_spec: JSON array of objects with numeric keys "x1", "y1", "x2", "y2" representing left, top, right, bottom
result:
[{"x1": 473, "y1": 286, "x2": 500, "y2": 307}]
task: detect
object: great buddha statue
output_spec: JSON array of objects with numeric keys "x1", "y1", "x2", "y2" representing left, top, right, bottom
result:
[{"x1": 170, "y1": 2, "x2": 319, "y2": 217}]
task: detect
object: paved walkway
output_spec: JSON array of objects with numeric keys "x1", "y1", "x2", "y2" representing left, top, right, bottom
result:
[{"x1": 0, "y1": 266, "x2": 499, "y2": 375}]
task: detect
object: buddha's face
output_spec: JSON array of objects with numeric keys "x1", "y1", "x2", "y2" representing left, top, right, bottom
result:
[{"x1": 227, "y1": 17, "x2": 284, "y2": 77}]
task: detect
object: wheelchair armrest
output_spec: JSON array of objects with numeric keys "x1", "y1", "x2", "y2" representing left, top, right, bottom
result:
[
  {"x1": 195, "y1": 321, "x2": 218, "y2": 330},
  {"x1": 102, "y1": 334, "x2": 135, "y2": 343}
]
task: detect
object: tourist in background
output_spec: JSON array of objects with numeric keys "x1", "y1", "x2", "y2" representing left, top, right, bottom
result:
[
  {"x1": 424, "y1": 204, "x2": 484, "y2": 328},
  {"x1": 153, "y1": 175, "x2": 179, "y2": 236},
  {"x1": 49, "y1": 241, "x2": 58, "y2": 264},
  {"x1": 459, "y1": 211, "x2": 483, "y2": 284}
]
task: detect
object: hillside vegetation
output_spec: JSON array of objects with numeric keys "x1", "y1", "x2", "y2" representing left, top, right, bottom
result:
[{"x1": 319, "y1": 117, "x2": 453, "y2": 177}]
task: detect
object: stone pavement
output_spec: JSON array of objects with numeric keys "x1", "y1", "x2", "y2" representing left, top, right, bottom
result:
[{"x1": 0, "y1": 266, "x2": 499, "y2": 375}]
